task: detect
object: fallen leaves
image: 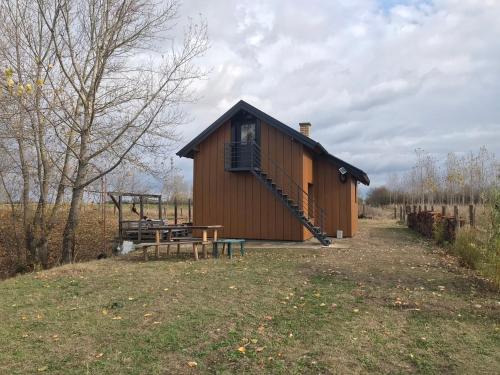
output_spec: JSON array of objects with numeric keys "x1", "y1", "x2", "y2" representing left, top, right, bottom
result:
[{"x1": 187, "y1": 361, "x2": 197, "y2": 368}]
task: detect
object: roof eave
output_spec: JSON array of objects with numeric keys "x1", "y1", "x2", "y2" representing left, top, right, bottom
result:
[{"x1": 176, "y1": 100, "x2": 370, "y2": 185}]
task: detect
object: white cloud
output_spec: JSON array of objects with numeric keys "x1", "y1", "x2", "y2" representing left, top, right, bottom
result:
[{"x1": 170, "y1": 0, "x2": 500, "y2": 187}]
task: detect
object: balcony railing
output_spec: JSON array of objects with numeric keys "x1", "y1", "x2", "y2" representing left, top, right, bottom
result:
[{"x1": 224, "y1": 142, "x2": 259, "y2": 171}]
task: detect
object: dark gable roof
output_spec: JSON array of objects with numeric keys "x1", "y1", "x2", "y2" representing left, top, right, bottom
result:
[{"x1": 177, "y1": 100, "x2": 370, "y2": 185}]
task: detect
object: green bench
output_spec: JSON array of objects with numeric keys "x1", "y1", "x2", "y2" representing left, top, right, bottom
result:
[{"x1": 212, "y1": 239, "x2": 245, "y2": 259}]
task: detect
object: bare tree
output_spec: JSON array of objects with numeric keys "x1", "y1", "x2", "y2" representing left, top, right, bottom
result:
[
  {"x1": 386, "y1": 147, "x2": 497, "y2": 207},
  {"x1": 35, "y1": 0, "x2": 208, "y2": 263},
  {"x1": 0, "y1": 0, "x2": 66, "y2": 267},
  {"x1": 163, "y1": 158, "x2": 189, "y2": 202},
  {"x1": 1, "y1": 0, "x2": 208, "y2": 266}
]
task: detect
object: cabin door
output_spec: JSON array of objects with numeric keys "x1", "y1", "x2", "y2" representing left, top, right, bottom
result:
[{"x1": 231, "y1": 112, "x2": 260, "y2": 169}]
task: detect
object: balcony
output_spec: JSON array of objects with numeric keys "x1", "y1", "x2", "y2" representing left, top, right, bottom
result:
[{"x1": 224, "y1": 142, "x2": 260, "y2": 171}]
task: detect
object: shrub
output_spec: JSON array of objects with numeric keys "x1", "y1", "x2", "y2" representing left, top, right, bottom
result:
[
  {"x1": 483, "y1": 188, "x2": 500, "y2": 286},
  {"x1": 432, "y1": 219, "x2": 446, "y2": 245},
  {"x1": 451, "y1": 228, "x2": 483, "y2": 269}
]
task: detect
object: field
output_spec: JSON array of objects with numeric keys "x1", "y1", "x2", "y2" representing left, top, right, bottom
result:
[
  {"x1": 1, "y1": 219, "x2": 498, "y2": 374},
  {"x1": 0, "y1": 203, "x2": 190, "y2": 279}
]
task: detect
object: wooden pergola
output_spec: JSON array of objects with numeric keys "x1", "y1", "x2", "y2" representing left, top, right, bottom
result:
[
  {"x1": 108, "y1": 192, "x2": 164, "y2": 243},
  {"x1": 108, "y1": 192, "x2": 223, "y2": 260}
]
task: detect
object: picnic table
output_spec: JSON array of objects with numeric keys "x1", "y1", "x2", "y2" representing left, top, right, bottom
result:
[{"x1": 135, "y1": 225, "x2": 222, "y2": 261}]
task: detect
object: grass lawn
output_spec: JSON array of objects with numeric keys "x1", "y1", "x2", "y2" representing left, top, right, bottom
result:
[{"x1": 0, "y1": 220, "x2": 499, "y2": 374}]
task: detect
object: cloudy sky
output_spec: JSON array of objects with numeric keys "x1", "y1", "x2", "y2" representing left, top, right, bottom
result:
[{"x1": 171, "y1": 0, "x2": 500, "y2": 191}]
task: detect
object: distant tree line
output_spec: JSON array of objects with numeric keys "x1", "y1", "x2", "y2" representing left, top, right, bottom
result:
[{"x1": 366, "y1": 146, "x2": 499, "y2": 206}]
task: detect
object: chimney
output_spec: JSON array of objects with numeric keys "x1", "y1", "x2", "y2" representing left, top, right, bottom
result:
[{"x1": 299, "y1": 122, "x2": 311, "y2": 137}]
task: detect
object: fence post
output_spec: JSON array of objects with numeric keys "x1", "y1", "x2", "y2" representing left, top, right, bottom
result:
[
  {"x1": 394, "y1": 206, "x2": 397, "y2": 219},
  {"x1": 174, "y1": 197, "x2": 178, "y2": 225},
  {"x1": 454, "y1": 205, "x2": 459, "y2": 228},
  {"x1": 469, "y1": 204, "x2": 475, "y2": 227},
  {"x1": 442, "y1": 205, "x2": 446, "y2": 217},
  {"x1": 362, "y1": 204, "x2": 366, "y2": 217},
  {"x1": 188, "y1": 198, "x2": 192, "y2": 223},
  {"x1": 399, "y1": 206, "x2": 403, "y2": 221},
  {"x1": 418, "y1": 205, "x2": 421, "y2": 213},
  {"x1": 413, "y1": 205, "x2": 417, "y2": 213},
  {"x1": 431, "y1": 205, "x2": 434, "y2": 212}
]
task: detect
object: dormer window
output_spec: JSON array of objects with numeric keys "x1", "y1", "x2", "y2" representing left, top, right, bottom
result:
[
  {"x1": 231, "y1": 111, "x2": 260, "y2": 145},
  {"x1": 228, "y1": 111, "x2": 261, "y2": 170},
  {"x1": 241, "y1": 121, "x2": 256, "y2": 144}
]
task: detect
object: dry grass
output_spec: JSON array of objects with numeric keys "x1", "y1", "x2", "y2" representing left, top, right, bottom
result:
[
  {"x1": 0, "y1": 203, "x2": 191, "y2": 279},
  {"x1": 0, "y1": 219, "x2": 499, "y2": 374}
]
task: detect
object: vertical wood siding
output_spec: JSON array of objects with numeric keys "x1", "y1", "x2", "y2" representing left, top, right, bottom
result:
[
  {"x1": 193, "y1": 120, "x2": 304, "y2": 241},
  {"x1": 192, "y1": 119, "x2": 359, "y2": 240},
  {"x1": 302, "y1": 149, "x2": 314, "y2": 240},
  {"x1": 313, "y1": 158, "x2": 357, "y2": 237}
]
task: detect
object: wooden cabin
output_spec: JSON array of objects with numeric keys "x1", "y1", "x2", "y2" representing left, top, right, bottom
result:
[{"x1": 177, "y1": 100, "x2": 370, "y2": 244}]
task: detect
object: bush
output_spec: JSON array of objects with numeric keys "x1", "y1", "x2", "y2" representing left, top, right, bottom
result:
[
  {"x1": 451, "y1": 228, "x2": 483, "y2": 269},
  {"x1": 432, "y1": 219, "x2": 447, "y2": 246},
  {"x1": 483, "y1": 188, "x2": 500, "y2": 286}
]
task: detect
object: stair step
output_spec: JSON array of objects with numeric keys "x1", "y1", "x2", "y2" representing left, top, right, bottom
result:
[{"x1": 252, "y1": 168, "x2": 329, "y2": 246}]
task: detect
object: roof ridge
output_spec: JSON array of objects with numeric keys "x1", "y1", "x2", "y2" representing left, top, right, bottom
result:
[{"x1": 177, "y1": 100, "x2": 370, "y2": 185}]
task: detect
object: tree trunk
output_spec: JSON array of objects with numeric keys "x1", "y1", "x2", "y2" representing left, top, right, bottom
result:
[
  {"x1": 61, "y1": 186, "x2": 85, "y2": 264},
  {"x1": 37, "y1": 239, "x2": 49, "y2": 269}
]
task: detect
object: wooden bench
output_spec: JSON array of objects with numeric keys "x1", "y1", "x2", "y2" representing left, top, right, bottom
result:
[
  {"x1": 212, "y1": 239, "x2": 245, "y2": 259},
  {"x1": 133, "y1": 225, "x2": 223, "y2": 261},
  {"x1": 135, "y1": 240, "x2": 209, "y2": 261}
]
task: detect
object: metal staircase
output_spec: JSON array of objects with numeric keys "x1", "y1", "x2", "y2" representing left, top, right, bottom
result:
[{"x1": 224, "y1": 142, "x2": 331, "y2": 246}]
